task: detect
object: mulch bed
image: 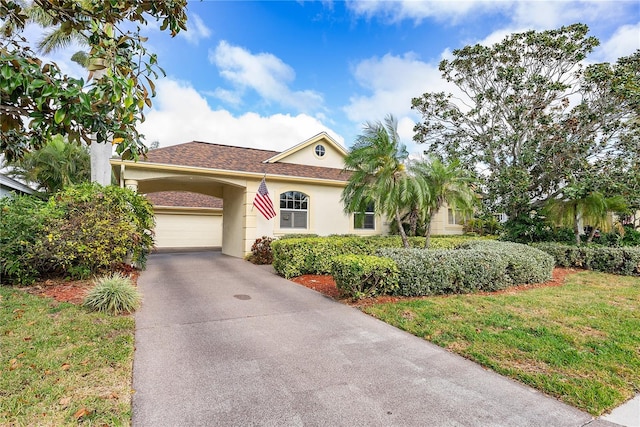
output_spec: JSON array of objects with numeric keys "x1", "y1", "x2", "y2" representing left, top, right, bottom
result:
[
  {"x1": 290, "y1": 267, "x2": 578, "y2": 307},
  {"x1": 21, "y1": 265, "x2": 140, "y2": 305}
]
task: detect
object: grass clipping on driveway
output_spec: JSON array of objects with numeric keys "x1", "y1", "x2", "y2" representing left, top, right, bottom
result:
[
  {"x1": 0, "y1": 286, "x2": 134, "y2": 426},
  {"x1": 363, "y1": 271, "x2": 640, "y2": 416}
]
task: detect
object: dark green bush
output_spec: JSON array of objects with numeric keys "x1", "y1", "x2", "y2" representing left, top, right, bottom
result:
[
  {"x1": 248, "y1": 236, "x2": 275, "y2": 265},
  {"x1": 501, "y1": 213, "x2": 574, "y2": 244},
  {"x1": 331, "y1": 255, "x2": 399, "y2": 299},
  {"x1": 532, "y1": 243, "x2": 640, "y2": 276},
  {"x1": 0, "y1": 184, "x2": 154, "y2": 284},
  {"x1": 0, "y1": 196, "x2": 60, "y2": 284},
  {"x1": 378, "y1": 241, "x2": 553, "y2": 297},
  {"x1": 270, "y1": 235, "x2": 488, "y2": 278}
]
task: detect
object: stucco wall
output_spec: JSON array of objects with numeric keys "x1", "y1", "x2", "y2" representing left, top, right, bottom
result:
[
  {"x1": 430, "y1": 204, "x2": 465, "y2": 235},
  {"x1": 249, "y1": 178, "x2": 386, "y2": 242},
  {"x1": 275, "y1": 142, "x2": 345, "y2": 169}
]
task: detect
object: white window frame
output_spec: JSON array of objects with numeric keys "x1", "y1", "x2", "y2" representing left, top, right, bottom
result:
[{"x1": 280, "y1": 191, "x2": 309, "y2": 229}]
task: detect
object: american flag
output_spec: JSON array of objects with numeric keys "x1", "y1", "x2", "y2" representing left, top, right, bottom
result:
[{"x1": 253, "y1": 177, "x2": 276, "y2": 220}]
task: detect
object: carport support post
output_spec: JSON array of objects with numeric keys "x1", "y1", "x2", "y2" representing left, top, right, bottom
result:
[
  {"x1": 222, "y1": 185, "x2": 250, "y2": 258},
  {"x1": 125, "y1": 179, "x2": 138, "y2": 192}
]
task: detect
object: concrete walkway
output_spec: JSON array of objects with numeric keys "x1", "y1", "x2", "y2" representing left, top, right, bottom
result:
[{"x1": 132, "y1": 251, "x2": 621, "y2": 426}]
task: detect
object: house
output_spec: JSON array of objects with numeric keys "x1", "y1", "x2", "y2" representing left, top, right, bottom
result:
[
  {"x1": 111, "y1": 132, "x2": 464, "y2": 257},
  {"x1": 0, "y1": 173, "x2": 34, "y2": 197}
]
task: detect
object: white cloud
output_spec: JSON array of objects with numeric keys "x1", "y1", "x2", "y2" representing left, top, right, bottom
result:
[
  {"x1": 593, "y1": 22, "x2": 640, "y2": 62},
  {"x1": 209, "y1": 41, "x2": 324, "y2": 113},
  {"x1": 138, "y1": 79, "x2": 343, "y2": 151},
  {"x1": 345, "y1": 0, "x2": 503, "y2": 24},
  {"x1": 180, "y1": 13, "x2": 212, "y2": 45},
  {"x1": 342, "y1": 52, "x2": 469, "y2": 155},
  {"x1": 343, "y1": 52, "x2": 460, "y2": 149}
]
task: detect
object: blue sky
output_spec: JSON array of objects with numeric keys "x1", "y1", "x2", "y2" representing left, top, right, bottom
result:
[{"x1": 30, "y1": 1, "x2": 640, "y2": 155}]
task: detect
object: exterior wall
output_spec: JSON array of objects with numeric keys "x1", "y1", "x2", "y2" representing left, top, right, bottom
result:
[
  {"x1": 249, "y1": 178, "x2": 386, "y2": 243},
  {"x1": 275, "y1": 142, "x2": 345, "y2": 169},
  {"x1": 429, "y1": 204, "x2": 465, "y2": 236},
  {"x1": 154, "y1": 208, "x2": 222, "y2": 248}
]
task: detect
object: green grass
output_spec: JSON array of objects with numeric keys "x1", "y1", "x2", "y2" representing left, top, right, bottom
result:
[
  {"x1": 0, "y1": 286, "x2": 135, "y2": 426},
  {"x1": 362, "y1": 271, "x2": 640, "y2": 416}
]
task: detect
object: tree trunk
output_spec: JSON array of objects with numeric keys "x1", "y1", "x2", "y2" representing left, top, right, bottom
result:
[
  {"x1": 395, "y1": 210, "x2": 410, "y2": 248},
  {"x1": 409, "y1": 208, "x2": 418, "y2": 236},
  {"x1": 586, "y1": 226, "x2": 597, "y2": 243},
  {"x1": 90, "y1": 142, "x2": 112, "y2": 185},
  {"x1": 89, "y1": 69, "x2": 112, "y2": 186},
  {"x1": 573, "y1": 211, "x2": 581, "y2": 246},
  {"x1": 424, "y1": 211, "x2": 436, "y2": 249}
]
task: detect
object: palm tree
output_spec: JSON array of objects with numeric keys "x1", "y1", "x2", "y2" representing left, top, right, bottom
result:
[
  {"x1": 341, "y1": 115, "x2": 428, "y2": 248},
  {"x1": 412, "y1": 157, "x2": 476, "y2": 248},
  {"x1": 545, "y1": 188, "x2": 628, "y2": 245},
  {"x1": 5, "y1": 135, "x2": 91, "y2": 194}
]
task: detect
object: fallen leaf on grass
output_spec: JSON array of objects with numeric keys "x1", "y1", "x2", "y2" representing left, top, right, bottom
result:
[
  {"x1": 73, "y1": 407, "x2": 92, "y2": 419},
  {"x1": 61, "y1": 363, "x2": 70, "y2": 371},
  {"x1": 59, "y1": 397, "x2": 71, "y2": 407}
]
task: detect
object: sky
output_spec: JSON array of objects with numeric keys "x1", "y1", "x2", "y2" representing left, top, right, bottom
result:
[{"x1": 22, "y1": 0, "x2": 640, "y2": 156}]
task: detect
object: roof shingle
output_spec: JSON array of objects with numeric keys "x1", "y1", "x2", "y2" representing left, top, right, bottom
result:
[{"x1": 142, "y1": 142, "x2": 349, "y2": 182}]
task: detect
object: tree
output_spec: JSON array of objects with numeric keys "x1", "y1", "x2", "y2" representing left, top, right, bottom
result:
[
  {"x1": 4, "y1": 134, "x2": 90, "y2": 194},
  {"x1": 412, "y1": 157, "x2": 476, "y2": 248},
  {"x1": 341, "y1": 115, "x2": 427, "y2": 248},
  {"x1": 411, "y1": 24, "x2": 639, "y2": 220},
  {"x1": 544, "y1": 186, "x2": 627, "y2": 245},
  {"x1": 0, "y1": 0, "x2": 188, "y2": 162}
]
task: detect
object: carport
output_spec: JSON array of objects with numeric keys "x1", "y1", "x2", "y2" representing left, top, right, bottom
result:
[{"x1": 112, "y1": 159, "x2": 258, "y2": 258}]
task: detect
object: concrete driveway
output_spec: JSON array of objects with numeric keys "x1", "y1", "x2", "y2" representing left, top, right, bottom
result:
[{"x1": 132, "y1": 251, "x2": 618, "y2": 426}]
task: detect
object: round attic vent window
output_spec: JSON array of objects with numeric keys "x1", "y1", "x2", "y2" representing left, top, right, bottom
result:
[{"x1": 314, "y1": 144, "x2": 326, "y2": 158}]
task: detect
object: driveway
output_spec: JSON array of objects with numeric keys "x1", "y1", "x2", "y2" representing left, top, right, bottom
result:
[{"x1": 132, "y1": 251, "x2": 618, "y2": 426}]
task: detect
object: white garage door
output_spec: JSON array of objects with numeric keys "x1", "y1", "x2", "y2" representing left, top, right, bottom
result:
[{"x1": 154, "y1": 212, "x2": 222, "y2": 248}]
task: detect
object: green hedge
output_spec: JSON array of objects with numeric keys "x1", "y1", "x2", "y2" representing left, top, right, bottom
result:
[
  {"x1": 270, "y1": 235, "x2": 486, "y2": 278},
  {"x1": 456, "y1": 240, "x2": 555, "y2": 285},
  {"x1": 532, "y1": 243, "x2": 640, "y2": 276},
  {"x1": 378, "y1": 242, "x2": 553, "y2": 297},
  {"x1": 331, "y1": 255, "x2": 399, "y2": 299}
]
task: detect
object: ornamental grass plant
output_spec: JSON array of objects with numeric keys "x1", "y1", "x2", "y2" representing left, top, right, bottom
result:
[{"x1": 83, "y1": 273, "x2": 141, "y2": 315}]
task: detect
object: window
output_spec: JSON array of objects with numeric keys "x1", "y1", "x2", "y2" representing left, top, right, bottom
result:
[
  {"x1": 314, "y1": 144, "x2": 326, "y2": 158},
  {"x1": 354, "y1": 202, "x2": 375, "y2": 230},
  {"x1": 280, "y1": 191, "x2": 308, "y2": 228},
  {"x1": 448, "y1": 208, "x2": 466, "y2": 225}
]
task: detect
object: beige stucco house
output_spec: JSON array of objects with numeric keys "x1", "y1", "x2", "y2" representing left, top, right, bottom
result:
[{"x1": 111, "y1": 132, "x2": 464, "y2": 257}]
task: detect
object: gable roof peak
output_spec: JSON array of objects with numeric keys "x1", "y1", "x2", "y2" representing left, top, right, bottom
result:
[{"x1": 263, "y1": 132, "x2": 347, "y2": 164}]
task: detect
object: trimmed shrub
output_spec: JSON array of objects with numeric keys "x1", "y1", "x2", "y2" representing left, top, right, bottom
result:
[
  {"x1": 331, "y1": 255, "x2": 399, "y2": 299},
  {"x1": 532, "y1": 243, "x2": 640, "y2": 276},
  {"x1": 83, "y1": 273, "x2": 141, "y2": 315},
  {"x1": 456, "y1": 240, "x2": 554, "y2": 284},
  {"x1": 248, "y1": 236, "x2": 275, "y2": 264},
  {"x1": 270, "y1": 234, "x2": 489, "y2": 278},
  {"x1": 378, "y1": 248, "x2": 509, "y2": 296},
  {"x1": 378, "y1": 241, "x2": 553, "y2": 297}
]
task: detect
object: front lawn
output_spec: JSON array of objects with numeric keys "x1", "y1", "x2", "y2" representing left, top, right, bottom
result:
[
  {"x1": 362, "y1": 271, "x2": 640, "y2": 416},
  {"x1": 0, "y1": 286, "x2": 134, "y2": 425}
]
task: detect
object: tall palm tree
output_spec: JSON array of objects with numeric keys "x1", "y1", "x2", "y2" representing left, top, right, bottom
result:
[
  {"x1": 5, "y1": 135, "x2": 91, "y2": 194},
  {"x1": 341, "y1": 115, "x2": 428, "y2": 248},
  {"x1": 412, "y1": 157, "x2": 476, "y2": 248}
]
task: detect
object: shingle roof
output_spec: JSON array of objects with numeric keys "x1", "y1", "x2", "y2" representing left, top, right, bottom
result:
[
  {"x1": 146, "y1": 191, "x2": 223, "y2": 209},
  {"x1": 141, "y1": 141, "x2": 349, "y2": 182}
]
